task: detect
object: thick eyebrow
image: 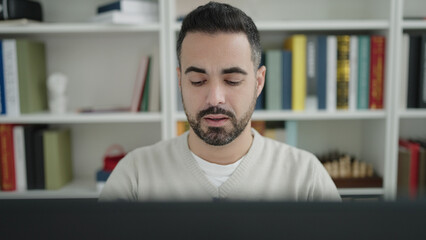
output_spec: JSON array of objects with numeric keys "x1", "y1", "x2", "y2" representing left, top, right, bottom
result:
[
  {"x1": 222, "y1": 67, "x2": 248, "y2": 75},
  {"x1": 185, "y1": 66, "x2": 206, "y2": 74}
]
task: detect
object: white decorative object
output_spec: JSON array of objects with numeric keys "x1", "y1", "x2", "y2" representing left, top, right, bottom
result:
[{"x1": 47, "y1": 73, "x2": 68, "y2": 114}]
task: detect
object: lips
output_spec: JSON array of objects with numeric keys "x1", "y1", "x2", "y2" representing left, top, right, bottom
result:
[{"x1": 203, "y1": 114, "x2": 229, "y2": 127}]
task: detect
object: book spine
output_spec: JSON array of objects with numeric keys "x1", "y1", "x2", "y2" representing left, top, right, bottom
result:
[
  {"x1": 282, "y1": 50, "x2": 292, "y2": 110},
  {"x1": 13, "y1": 125, "x2": 26, "y2": 191},
  {"x1": 326, "y1": 36, "x2": 337, "y2": 112},
  {"x1": 284, "y1": 35, "x2": 306, "y2": 111},
  {"x1": 2, "y1": 39, "x2": 20, "y2": 116},
  {"x1": 337, "y1": 35, "x2": 350, "y2": 110},
  {"x1": 97, "y1": 1, "x2": 158, "y2": 14},
  {"x1": 418, "y1": 34, "x2": 426, "y2": 108},
  {"x1": 34, "y1": 130, "x2": 45, "y2": 189},
  {"x1": 265, "y1": 50, "x2": 282, "y2": 110},
  {"x1": 357, "y1": 36, "x2": 370, "y2": 109},
  {"x1": 369, "y1": 36, "x2": 386, "y2": 109},
  {"x1": 400, "y1": 34, "x2": 410, "y2": 110},
  {"x1": 0, "y1": 124, "x2": 16, "y2": 191},
  {"x1": 407, "y1": 35, "x2": 421, "y2": 108},
  {"x1": 0, "y1": 41, "x2": 5, "y2": 115},
  {"x1": 306, "y1": 35, "x2": 317, "y2": 110},
  {"x1": 349, "y1": 36, "x2": 358, "y2": 111},
  {"x1": 317, "y1": 36, "x2": 327, "y2": 110}
]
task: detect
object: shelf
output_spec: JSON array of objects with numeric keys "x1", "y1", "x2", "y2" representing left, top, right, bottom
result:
[
  {"x1": 173, "y1": 20, "x2": 389, "y2": 31},
  {"x1": 398, "y1": 109, "x2": 426, "y2": 119},
  {"x1": 338, "y1": 188, "x2": 384, "y2": 196},
  {"x1": 0, "y1": 22, "x2": 161, "y2": 34},
  {"x1": 402, "y1": 20, "x2": 426, "y2": 29},
  {"x1": 175, "y1": 110, "x2": 386, "y2": 121},
  {"x1": 0, "y1": 179, "x2": 99, "y2": 199},
  {"x1": 0, "y1": 112, "x2": 163, "y2": 124}
]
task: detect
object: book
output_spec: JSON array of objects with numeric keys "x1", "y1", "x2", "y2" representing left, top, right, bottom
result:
[
  {"x1": 91, "y1": 10, "x2": 158, "y2": 24},
  {"x1": 43, "y1": 129, "x2": 73, "y2": 190},
  {"x1": 326, "y1": 35, "x2": 337, "y2": 112},
  {"x1": 140, "y1": 56, "x2": 152, "y2": 112},
  {"x1": 337, "y1": 35, "x2": 350, "y2": 110},
  {"x1": 0, "y1": 41, "x2": 5, "y2": 114},
  {"x1": 97, "y1": 0, "x2": 158, "y2": 15},
  {"x1": 399, "y1": 139, "x2": 421, "y2": 199},
  {"x1": 16, "y1": 39, "x2": 48, "y2": 114},
  {"x1": 400, "y1": 34, "x2": 410, "y2": 109},
  {"x1": 2, "y1": 39, "x2": 20, "y2": 116},
  {"x1": 130, "y1": 56, "x2": 149, "y2": 112},
  {"x1": 148, "y1": 52, "x2": 161, "y2": 112},
  {"x1": 176, "y1": 121, "x2": 189, "y2": 136},
  {"x1": 306, "y1": 35, "x2": 317, "y2": 110},
  {"x1": 407, "y1": 35, "x2": 421, "y2": 108},
  {"x1": 418, "y1": 34, "x2": 426, "y2": 108},
  {"x1": 34, "y1": 129, "x2": 46, "y2": 189},
  {"x1": 316, "y1": 36, "x2": 327, "y2": 110},
  {"x1": 0, "y1": 124, "x2": 16, "y2": 191},
  {"x1": 265, "y1": 49, "x2": 282, "y2": 110},
  {"x1": 369, "y1": 36, "x2": 386, "y2": 109},
  {"x1": 23, "y1": 124, "x2": 48, "y2": 190},
  {"x1": 397, "y1": 146, "x2": 410, "y2": 198},
  {"x1": 282, "y1": 50, "x2": 292, "y2": 110},
  {"x1": 284, "y1": 35, "x2": 307, "y2": 111},
  {"x1": 349, "y1": 36, "x2": 358, "y2": 111},
  {"x1": 1, "y1": 39, "x2": 47, "y2": 116},
  {"x1": 357, "y1": 35, "x2": 370, "y2": 109},
  {"x1": 13, "y1": 125, "x2": 26, "y2": 191}
]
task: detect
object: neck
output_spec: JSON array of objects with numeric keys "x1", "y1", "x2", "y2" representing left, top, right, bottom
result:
[{"x1": 188, "y1": 124, "x2": 253, "y2": 165}]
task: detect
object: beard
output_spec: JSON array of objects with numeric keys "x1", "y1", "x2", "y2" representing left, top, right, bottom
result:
[{"x1": 183, "y1": 91, "x2": 257, "y2": 146}]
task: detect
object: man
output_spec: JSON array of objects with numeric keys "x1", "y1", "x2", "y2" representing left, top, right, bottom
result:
[{"x1": 100, "y1": 2, "x2": 341, "y2": 202}]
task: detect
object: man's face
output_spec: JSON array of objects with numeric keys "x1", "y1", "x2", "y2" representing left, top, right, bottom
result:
[{"x1": 178, "y1": 32, "x2": 264, "y2": 146}]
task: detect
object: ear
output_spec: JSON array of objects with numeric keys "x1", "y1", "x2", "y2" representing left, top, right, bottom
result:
[
  {"x1": 255, "y1": 65, "x2": 266, "y2": 97},
  {"x1": 176, "y1": 67, "x2": 182, "y2": 90}
]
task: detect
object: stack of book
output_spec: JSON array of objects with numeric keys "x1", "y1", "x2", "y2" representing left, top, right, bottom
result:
[
  {"x1": 400, "y1": 34, "x2": 426, "y2": 109},
  {"x1": 92, "y1": 0, "x2": 159, "y2": 24},
  {"x1": 398, "y1": 139, "x2": 426, "y2": 200},
  {"x1": 0, "y1": 39, "x2": 48, "y2": 116},
  {"x1": 256, "y1": 34, "x2": 386, "y2": 112},
  {"x1": 0, "y1": 124, "x2": 73, "y2": 192}
]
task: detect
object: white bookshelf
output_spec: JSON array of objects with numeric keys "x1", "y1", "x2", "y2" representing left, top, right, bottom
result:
[
  {"x1": 0, "y1": 112, "x2": 163, "y2": 124},
  {"x1": 0, "y1": 0, "x2": 424, "y2": 200}
]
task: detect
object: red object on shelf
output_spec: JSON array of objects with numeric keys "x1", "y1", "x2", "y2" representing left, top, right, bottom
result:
[{"x1": 103, "y1": 144, "x2": 126, "y2": 172}]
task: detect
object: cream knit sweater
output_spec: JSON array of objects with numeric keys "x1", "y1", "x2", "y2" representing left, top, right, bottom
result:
[{"x1": 99, "y1": 129, "x2": 341, "y2": 201}]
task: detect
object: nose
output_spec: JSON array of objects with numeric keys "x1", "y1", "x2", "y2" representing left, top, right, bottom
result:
[{"x1": 206, "y1": 81, "x2": 225, "y2": 106}]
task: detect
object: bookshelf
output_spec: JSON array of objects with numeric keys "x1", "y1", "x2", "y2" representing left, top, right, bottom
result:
[{"x1": 0, "y1": 0, "x2": 423, "y2": 200}]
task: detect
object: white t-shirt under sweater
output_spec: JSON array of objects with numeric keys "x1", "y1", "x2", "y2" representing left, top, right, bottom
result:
[
  {"x1": 99, "y1": 129, "x2": 341, "y2": 202},
  {"x1": 192, "y1": 152, "x2": 243, "y2": 188}
]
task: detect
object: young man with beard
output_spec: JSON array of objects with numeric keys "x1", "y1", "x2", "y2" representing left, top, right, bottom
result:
[{"x1": 100, "y1": 2, "x2": 341, "y2": 202}]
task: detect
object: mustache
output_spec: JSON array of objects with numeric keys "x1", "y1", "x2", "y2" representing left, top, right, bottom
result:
[{"x1": 197, "y1": 106, "x2": 235, "y2": 120}]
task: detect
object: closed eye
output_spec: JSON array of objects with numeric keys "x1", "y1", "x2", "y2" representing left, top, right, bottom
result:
[
  {"x1": 225, "y1": 80, "x2": 242, "y2": 86},
  {"x1": 191, "y1": 80, "x2": 206, "y2": 86}
]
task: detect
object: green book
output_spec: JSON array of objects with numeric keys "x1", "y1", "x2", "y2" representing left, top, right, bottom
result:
[
  {"x1": 16, "y1": 39, "x2": 48, "y2": 114},
  {"x1": 43, "y1": 129, "x2": 73, "y2": 190},
  {"x1": 140, "y1": 56, "x2": 152, "y2": 112},
  {"x1": 357, "y1": 36, "x2": 370, "y2": 109},
  {"x1": 265, "y1": 50, "x2": 283, "y2": 110}
]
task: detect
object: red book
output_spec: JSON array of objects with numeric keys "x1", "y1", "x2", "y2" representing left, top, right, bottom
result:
[
  {"x1": 399, "y1": 139, "x2": 421, "y2": 199},
  {"x1": 369, "y1": 36, "x2": 386, "y2": 109},
  {"x1": 0, "y1": 124, "x2": 16, "y2": 191}
]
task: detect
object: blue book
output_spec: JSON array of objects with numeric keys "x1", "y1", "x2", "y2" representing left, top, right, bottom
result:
[
  {"x1": 357, "y1": 35, "x2": 370, "y2": 109},
  {"x1": 282, "y1": 50, "x2": 292, "y2": 110},
  {"x1": 96, "y1": 170, "x2": 112, "y2": 182},
  {"x1": 0, "y1": 40, "x2": 5, "y2": 115},
  {"x1": 255, "y1": 52, "x2": 266, "y2": 110},
  {"x1": 317, "y1": 36, "x2": 327, "y2": 110},
  {"x1": 97, "y1": 0, "x2": 157, "y2": 14}
]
